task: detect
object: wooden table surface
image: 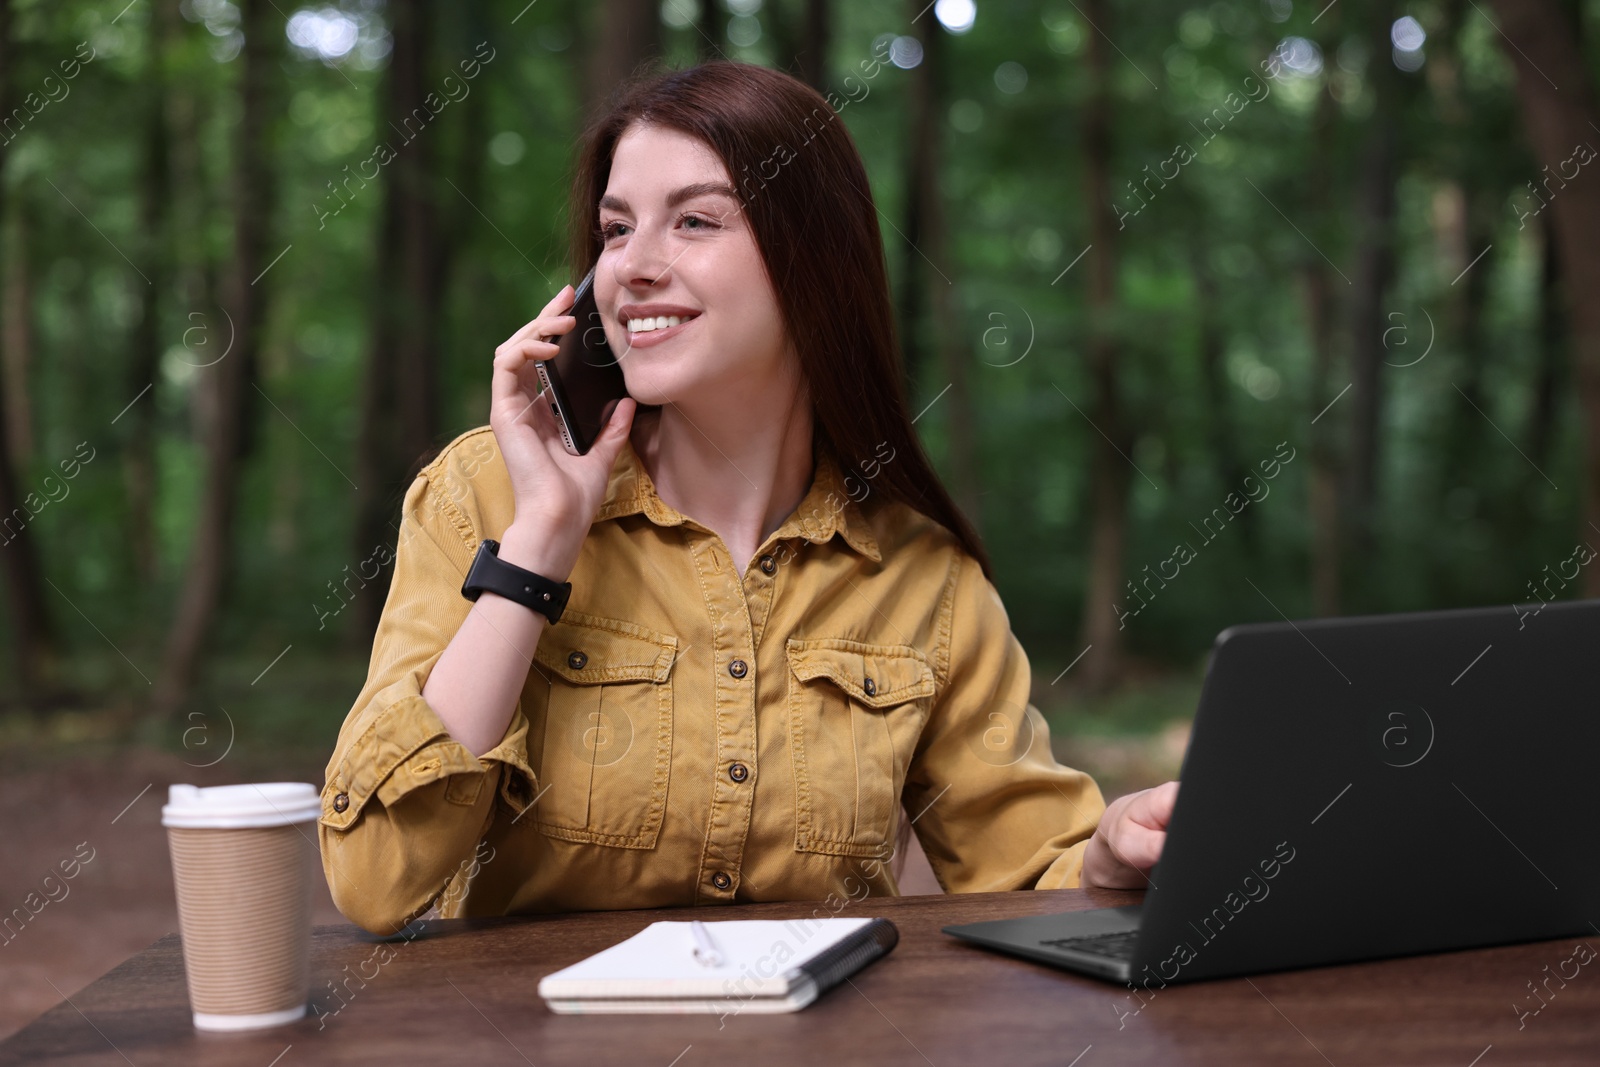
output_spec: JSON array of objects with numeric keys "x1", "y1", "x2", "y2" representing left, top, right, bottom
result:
[{"x1": 2, "y1": 887, "x2": 1596, "y2": 1066}]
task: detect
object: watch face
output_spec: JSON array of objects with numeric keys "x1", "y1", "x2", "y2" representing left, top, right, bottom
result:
[{"x1": 461, "y1": 540, "x2": 501, "y2": 602}]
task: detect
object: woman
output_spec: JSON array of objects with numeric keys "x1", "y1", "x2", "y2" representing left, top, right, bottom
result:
[{"x1": 319, "y1": 60, "x2": 1175, "y2": 936}]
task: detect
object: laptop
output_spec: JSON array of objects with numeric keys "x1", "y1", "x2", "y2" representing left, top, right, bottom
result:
[{"x1": 943, "y1": 597, "x2": 1600, "y2": 985}]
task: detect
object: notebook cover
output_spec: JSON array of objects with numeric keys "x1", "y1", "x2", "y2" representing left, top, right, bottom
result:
[{"x1": 537, "y1": 917, "x2": 898, "y2": 1008}]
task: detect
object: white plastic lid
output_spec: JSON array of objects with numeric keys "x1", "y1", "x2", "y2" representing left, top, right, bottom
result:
[{"x1": 161, "y1": 782, "x2": 321, "y2": 829}]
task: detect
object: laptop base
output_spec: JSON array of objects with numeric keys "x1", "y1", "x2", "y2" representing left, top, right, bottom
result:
[{"x1": 943, "y1": 904, "x2": 1143, "y2": 983}]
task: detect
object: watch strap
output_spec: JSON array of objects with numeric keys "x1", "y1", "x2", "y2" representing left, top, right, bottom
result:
[{"x1": 460, "y1": 539, "x2": 571, "y2": 624}]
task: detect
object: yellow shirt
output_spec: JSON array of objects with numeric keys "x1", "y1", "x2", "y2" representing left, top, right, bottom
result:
[{"x1": 319, "y1": 425, "x2": 1106, "y2": 934}]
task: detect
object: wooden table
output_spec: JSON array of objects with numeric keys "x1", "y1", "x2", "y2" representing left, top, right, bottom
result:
[{"x1": 3, "y1": 887, "x2": 1596, "y2": 1065}]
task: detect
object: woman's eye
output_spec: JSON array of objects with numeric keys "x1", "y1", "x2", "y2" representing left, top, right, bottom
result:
[{"x1": 598, "y1": 215, "x2": 717, "y2": 241}]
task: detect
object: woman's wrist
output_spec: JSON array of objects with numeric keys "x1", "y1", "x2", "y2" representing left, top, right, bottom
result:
[{"x1": 496, "y1": 515, "x2": 584, "y2": 584}]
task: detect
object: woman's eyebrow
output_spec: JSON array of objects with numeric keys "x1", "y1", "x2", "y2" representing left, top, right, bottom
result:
[{"x1": 599, "y1": 181, "x2": 740, "y2": 213}]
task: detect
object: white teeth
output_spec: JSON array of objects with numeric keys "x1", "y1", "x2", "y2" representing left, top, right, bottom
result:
[{"x1": 628, "y1": 315, "x2": 690, "y2": 334}]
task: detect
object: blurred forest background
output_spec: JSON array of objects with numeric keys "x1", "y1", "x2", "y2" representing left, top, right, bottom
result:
[
  {"x1": 2, "y1": 0, "x2": 1595, "y2": 759},
  {"x1": 3, "y1": 0, "x2": 1600, "y2": 1036},
  {"x1": 2, "y1": 0, "x2": 1599, "y2": 1033}
]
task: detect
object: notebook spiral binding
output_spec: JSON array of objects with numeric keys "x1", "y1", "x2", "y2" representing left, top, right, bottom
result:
[{"x1": 784, "y1": 918, "x2": 899, "y2": 996}]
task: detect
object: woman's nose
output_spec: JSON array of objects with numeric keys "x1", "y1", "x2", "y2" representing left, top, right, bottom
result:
[{"x1": 612, "y1": 221, "x2": 672, "y2": 288}]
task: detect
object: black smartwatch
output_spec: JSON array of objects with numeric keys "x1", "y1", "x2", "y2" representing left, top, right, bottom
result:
[{"x1": 460, "y1": 539, "x2": 572, "y2": 624}]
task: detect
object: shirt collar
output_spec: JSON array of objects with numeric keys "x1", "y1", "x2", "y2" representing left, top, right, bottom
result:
[{"x1": 593, "y1": 433, "x2": 882, "y2": 563}]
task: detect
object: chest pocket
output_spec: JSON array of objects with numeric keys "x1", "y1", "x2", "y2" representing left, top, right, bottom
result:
[
  {"x1": 785, "y1": 637, "x2": 936, "y2": 858},
  {"x1": 528, "y1": 610, "x2": 678, "y2": 849}
]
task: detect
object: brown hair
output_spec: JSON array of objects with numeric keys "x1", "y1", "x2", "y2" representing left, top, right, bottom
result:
[{"x1": 566, "y1": 59, "x2": 994, "y2": 584}]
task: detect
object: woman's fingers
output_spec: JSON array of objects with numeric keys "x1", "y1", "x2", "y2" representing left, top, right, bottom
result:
[
  {"x1": 493, "y1": 336, "x2": 560, "y2": 377},
  {"x1": 502, "y1": 285, "x2": 577, "y2": 348},
  {"x1": 491, "y1": 337, "x2": 558, "y2": 416},
  {"x1": 1129, "y1": 780, "x2": 1179, "y2": 832},
  {"x1": 1107, "y1": 819, "x2": 1166, "y2": 875},
  {"x1": 1104, "y1": 782, "x2": 1180, "y2": 875},
  {"x1": 507, "y1": 312, "x2": 575, "y2": 347},
  {"x1": 579, "y1": 397, "x2": 637, "y2": 470},
  {"x1": 1084, "y1": 782, "x2": 1178, "y2": 888},
  {"x1": 492, "y1": 284, "x2": 582, "y2": 415}
]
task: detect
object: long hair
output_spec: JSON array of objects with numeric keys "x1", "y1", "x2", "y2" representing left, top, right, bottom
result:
[{"x1": 566, "y1": 59, "x2": 993, "y2": 584}]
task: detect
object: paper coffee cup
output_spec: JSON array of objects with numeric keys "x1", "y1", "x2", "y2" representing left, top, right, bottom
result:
[{"x1": 162, "y1": 783, "x2": 320, "y2": 1032}]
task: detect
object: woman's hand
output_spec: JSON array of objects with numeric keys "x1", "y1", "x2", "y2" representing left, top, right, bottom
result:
[
  {"x1": 1081, "y1": 780, "x2": 1179, "y2": 889},
  {"x1": 491, "y1": 283, "x2": 636, "y2": 578}
]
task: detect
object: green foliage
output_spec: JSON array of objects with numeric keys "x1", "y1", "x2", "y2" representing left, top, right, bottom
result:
[{"x1": 1, "y1": 0, "x2": 1592, "y2": 746}]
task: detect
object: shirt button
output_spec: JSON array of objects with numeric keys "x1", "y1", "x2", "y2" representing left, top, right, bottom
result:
[
  {"x1": 711, "y1": 871, "x2": 732, "y2": 890},
  {"x1": 759, "y1": 555, "x2": 777, "y2": 576},
  {"x1": 728, "y1": 762, "x2": 749, "y2": 783},
  {"x1": 567, "y1": 651, "x2": 588, "y2": 670},
  {"x1": 332, "y1": 793, "x2": 349, "y2": 813},
  {"x1": 728, "y1": 659, "x2": 748, "y2": 679},
  {"x1": 863, "y1": 676, "x2": 876, "y2": 697}
]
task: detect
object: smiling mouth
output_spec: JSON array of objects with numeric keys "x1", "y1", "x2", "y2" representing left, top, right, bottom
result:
[
  {"x1": 626, "y1": 313, "x2": 700, "y2": 336},
  {"x1": 622, "y1": 314, "x2": 699, "y2": 347}
]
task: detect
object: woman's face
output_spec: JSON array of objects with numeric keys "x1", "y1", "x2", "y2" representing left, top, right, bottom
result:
[{"x1": 594, "y1": 123, "x2": 793, "y2": 408}]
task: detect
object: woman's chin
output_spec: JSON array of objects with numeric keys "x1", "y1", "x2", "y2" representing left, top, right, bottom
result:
[{"x1": 620, "y1": 359, "x2": 703, "y2": 408}]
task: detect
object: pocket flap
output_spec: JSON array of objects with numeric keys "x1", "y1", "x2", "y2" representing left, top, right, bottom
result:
[
  {"x1": 534, "y1": 609, "x2": 678, "y2": 685},
  {"x1": 786, "y1": 637, "x2": 935, "y2": 708}
]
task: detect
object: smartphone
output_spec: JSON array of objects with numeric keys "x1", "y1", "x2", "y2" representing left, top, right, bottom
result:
[{"x1": 534, "y1": 266, "x2": 629, "y2": 456}]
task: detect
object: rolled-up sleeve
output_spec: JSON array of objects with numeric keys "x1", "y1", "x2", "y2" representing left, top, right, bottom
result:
[
  {"x1": 903, "y1": 551, "x2": 1106, "y2": 892},
  {"x1": 318, "y1": 457, "x2": 537, "y2": 935}
]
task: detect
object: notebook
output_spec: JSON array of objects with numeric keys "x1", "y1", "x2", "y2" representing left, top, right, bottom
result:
[{"x1": 537, "y1": 916, "x2": 899, "y2": 1014}]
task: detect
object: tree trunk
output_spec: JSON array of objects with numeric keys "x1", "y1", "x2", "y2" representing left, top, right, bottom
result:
[
  {"x1": 2, "y1": 207, "x2": 31, "y2": 468},
  {"x1": 352, "y1": 0, "x2": 453, "y2": 644},
  {"x1": 1487, "y1": 0, "x2": 1600, "y2": 593},
  {"x1": 152, "y1": 0, "x2": 279, "y2": 717},
  {"x1": 1527, "y1": 210, "x2": 1565, "y2": 468},
  {"x1": 897, "y1": 64, "x2": 928, "y2": 397},
  {"x1": 906, "y1": 0, "x2": 981, "y2": 533},
  {"x1": 692, "y1": 0, "x2": 727, "y2": 63},
  {"x1": 1191, "y1": 246, "x2": 1255, "y2": 554},
  {"x1": 395, "y1": 8, "x2": 445, "y2": 478},
  {"x1": 1304, "y1": 34, "x2": 1342, "y2": 616},
  {"x1": 1440, "y1": 181, "x2": 1493, "y2": 468},
  {"x1": 798, "y1": 0, "x2": 830, "y2": 93},
  {"x1": 584, "y1": 0, "x2": 658, "y2": 121},
  {"x1": 1075, "y1": 0, "x2": 1130, "y2": 692},
  {"x1": 164, "y1": 16, "x2": 222, "y2": 642},
  {"x1": 1305, "y1": 268, "x2": 1340, "y2": 616},
  {"x1": 167, "y1": 13, "x2": 215, "y2": 358},
  {"x1": 765, "y1": 0, "x2": 830, "y2": 92},
  {"x1": 126, "y1": 0, "x2": 177, "y2": 588},
  {"x1": 1344, "y1": 0, "x2": 1402, "y2": 576},
  {"x1": 0, "y1": 0, "x2": 64, "y2": 702}
]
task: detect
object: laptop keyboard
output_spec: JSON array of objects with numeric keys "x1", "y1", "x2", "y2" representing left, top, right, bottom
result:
[{"x1": 1039, "y1": 929, "x2": 1140, "y2": 961}]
